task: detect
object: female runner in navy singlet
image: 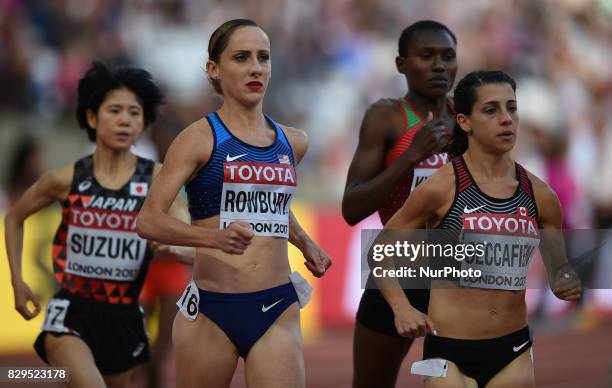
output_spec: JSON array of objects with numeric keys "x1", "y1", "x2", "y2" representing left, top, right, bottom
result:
[
  {"x1": 342, "y1": 20, "x2": 457, "y2": 388},
  {"x1": 5, "y1": 61, "x2": 166, "y2": 388},
  {"x1": 380, "y1": 70, "x2": 581, "y2": 388},
  {"x1": 137, "y1": 19, "x2": 332, "y2": 388}
]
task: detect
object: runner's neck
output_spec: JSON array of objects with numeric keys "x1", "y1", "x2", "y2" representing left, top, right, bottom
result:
[
  {"x1": 404, "y1": 92, "x2": 448, "y2": 119},
  {"x1": 92, "y1": 147, "x2": 137, "y2": 181},
  {"x1": 463, "y1": 149, "x2": 514, "y2": 181},
  {"x1": 218, "y1": 100, "x2": 268, "y2": 133}
]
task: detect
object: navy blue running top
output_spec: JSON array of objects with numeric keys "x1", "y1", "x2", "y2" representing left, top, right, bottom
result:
[{"x1": 186, "y1": 112, "x2": 296, "y2": 238}]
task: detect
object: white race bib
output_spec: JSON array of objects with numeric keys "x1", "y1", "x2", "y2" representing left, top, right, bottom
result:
[
  {"x1": 42, "y1": 299, "x2": 71, "y2": 333},
  {"x1": 411, "y1": 153, "x2": 448, "y2": 191},
  {"x1": 65, "y1": 226, "x2": 147, "y2": 281},
  {"x1": 220, "y1": 162, "x2": 296, "y2": 237},
  {"x1": 459, "y1": 212, "x2": 540, "y2": 290},
  {"x1": 177, "y1": 280, "x2": 200, "y2": 321},
  {"x1": 289, "y1": 271, "x2": 313, "y2": 308}
]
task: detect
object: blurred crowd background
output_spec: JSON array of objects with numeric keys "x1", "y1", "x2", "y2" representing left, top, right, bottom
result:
[
  {"x1": 0, "y1": 0, "x2": 611, "y2": 385},
  {"x1": 2, "y1": 0, "x2": 612, "y2": 327},
  {"x1": 0, "y1": 0, "x2": 611, "y2": 220}
]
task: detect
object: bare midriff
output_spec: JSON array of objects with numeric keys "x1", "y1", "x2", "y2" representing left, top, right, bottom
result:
[
  {"x1": 191, "y1": 215, "x2": 291, "y2": 293},
  {"x1": 428, "y1": 282, "x2": 528, "y2": 339}
]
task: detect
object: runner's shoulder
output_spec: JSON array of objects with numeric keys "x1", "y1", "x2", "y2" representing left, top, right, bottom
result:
[
  {"x1": 180, "y1": 118, "x2": 213, "y2": 142},
  {"x1": 523, "y1": 168, "x2": 558, "y2": 202},
  {"x1": 39, "y1": 164, "x2": 74, "y2": 199},
  {"x1": 47, "y1": 164, "x2": 74, "y2": 189},
  {"x1": 432, "y1": 161, "x2": 455, "y2": 178},
  {"x1": 278, "y1": 124, "x2": 308, "y2": 162},
  {"x1": 523, "y1": 167, "x2": 561, "y2": 218},
  {"x1": 169, "y1": 118, "x2": 214, "y2": 162},
  {"x1": 366, "y1": 98, "x2": 402, "y2": 117},
  {"x1": 415, "y1": 163, "x2": 455, "y2": 202},
  {"x1": 360, "y1": 98, "x2": 403, "y2": 138},
  {"x1": 278, "y1": 124, "x2": 307, "y2": 146}
]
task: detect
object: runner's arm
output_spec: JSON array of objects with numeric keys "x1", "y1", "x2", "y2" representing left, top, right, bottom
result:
[
  {"x1": 137, "y1": 121, "x2": 253, "y2": 254},
  {"x1": 374, "y1": 172, "x2": 448, "y2": 311},
  {"x1": 282, "y1": 125, "x2": 332, "y2": 277},
  {"x1": 533, "y1": 177, "x2": 581, "y2": 301},
  {"x1": 5, "y1": 166, "x2": 72, "y2": 284},
  {"x1": 342, "y1": 100, "x2": 422, "y2": 225},
  {"x1": 370, "y1": 171, "x2": 450, "y2": 336},
  {"x1": 147, "y1": 163, "x2": 195, "y2": 264},
  {"x1": 5, "y1": 165, "x2": 72, "y2": 319}
]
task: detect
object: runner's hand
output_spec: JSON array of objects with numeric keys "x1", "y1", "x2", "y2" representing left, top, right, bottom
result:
[
  {"x1": 302, "y1": 240, "x2": 332, "y2": 278},
  {"x1": 13, "y1": 280, "x2": 41, "y2": 320},
  {"x1": 216, "y1": 221, "x2": 254, "y2": 255},
  {"x1": 408, "y1": 111, "x2": 451, "y2": 160},
  {"x1": 552, "y1": 267, "x2": 582, "y2": 301},
  {"x1": 392, "y1": 304, "x2": 436, "y2": 338}
]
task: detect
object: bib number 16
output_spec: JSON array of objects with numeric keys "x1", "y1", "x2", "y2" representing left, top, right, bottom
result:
[{"x1": 177, "y1": 280, "x2": 199, "y2": 321}]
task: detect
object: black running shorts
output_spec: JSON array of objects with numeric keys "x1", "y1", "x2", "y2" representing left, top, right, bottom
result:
[{"x1": 34, "y1": 290, "x2": 150, "y2": 375}]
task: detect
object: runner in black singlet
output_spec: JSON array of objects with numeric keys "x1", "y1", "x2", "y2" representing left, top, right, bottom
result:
[
  {"x1": 381, "y1": 70, "x2": 581, "y2": 388},
  {"x1": 5, "y1": 61, "x2": 165, "y2": 388}
]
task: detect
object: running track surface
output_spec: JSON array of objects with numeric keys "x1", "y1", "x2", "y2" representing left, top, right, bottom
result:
[{"x1": 1, "y1": 320, "x2": 610, "y2": 387}]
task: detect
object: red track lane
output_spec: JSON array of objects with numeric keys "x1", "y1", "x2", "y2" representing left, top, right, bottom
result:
[{"x1": 1, "y1": 321, "x2": 610, "y2": 387}]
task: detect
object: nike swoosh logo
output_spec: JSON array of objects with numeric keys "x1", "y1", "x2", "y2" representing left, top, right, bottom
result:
[
  {"x1": 132, "y1": 342, "x2": 145, "y2": 357},
  {"x1": 262, "y1": 299, "x2": 284, "y2": 313},
  {"x1": 513, "y1": 340, "x2": 530, "y2": 352},
  {"x1": 226, "y1": 153, "x2": 247, "y2": 162},
  {"x1": 464, "y1": 205, "x2": 485, "y2": 214}
]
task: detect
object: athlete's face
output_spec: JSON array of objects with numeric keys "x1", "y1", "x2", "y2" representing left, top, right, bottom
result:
[
  {"x1": 397, "y1": 29, "x2": 457, "y2": 99},
  {"x1": 87, "y1": 88, "x2": 144, "y2": 151},
  {"x1": 207, "y1": 26, "x2": 271, "y2": 107},
  {"x1": 457, "y1": 83, "x2": 518, "y2": 153}
]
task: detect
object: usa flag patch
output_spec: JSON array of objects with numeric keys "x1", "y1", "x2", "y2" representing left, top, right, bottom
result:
[{"x1": 278, "y1": 154, "x2": 290, "y2": 164}]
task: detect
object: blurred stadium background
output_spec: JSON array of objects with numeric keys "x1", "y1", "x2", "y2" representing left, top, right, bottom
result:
[{"x1": 1, "y1": 0, "x2": 611, "y2": 387}]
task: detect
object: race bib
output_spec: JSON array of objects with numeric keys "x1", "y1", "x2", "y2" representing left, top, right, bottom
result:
[
  {"x1": 459, "y1": 211, "x2": 540, "y2": 290},
  {"x1": 289, "y1": 271, "x2": 313, "y2": 308},
  {"x1": 411, "y1": 153, "x2": 448, "y2": 191},
  {"x1": 42, "y1": 299, "x2": 71, "y2": 333},
  {"x1": 65, "y1": 207, "x2": 147, "y2": 281},
  {"x1": 220, "y1": 162, "x2": 296, "y2": 237},
  {"x1": 177, "y1": 279, "x2": 200, "y2": 321}
]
